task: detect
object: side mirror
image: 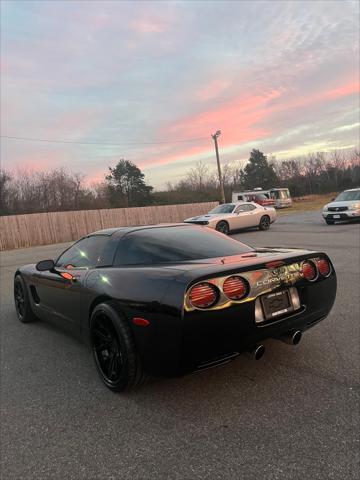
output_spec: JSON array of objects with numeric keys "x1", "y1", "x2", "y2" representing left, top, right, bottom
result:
[{"x1": 36, "y1": 259, "x2": 55, "y2": 271}]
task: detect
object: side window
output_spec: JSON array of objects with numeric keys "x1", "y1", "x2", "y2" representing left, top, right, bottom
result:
[
  {"x1": 56, "y1": 236, "x2": 109, "y2": 269},
  {"x1": 235, "y1": 204, "x2": 257, "y2": 213},
  {"x1": 234, "y1": 204, "x2": 248, "y2": 213}
]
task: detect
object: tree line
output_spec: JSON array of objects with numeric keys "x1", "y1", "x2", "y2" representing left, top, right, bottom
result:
[{"x1": 1, "y1": 149, "x2": 359, "y2": 215}]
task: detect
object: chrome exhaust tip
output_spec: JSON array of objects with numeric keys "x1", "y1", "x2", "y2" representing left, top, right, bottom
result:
[
  {"x1": 248, "y1": 344, "x2": 265, "y2": 360},
  {"x1": 279, "y1": 330, "x2": 302, "y2": 345}
]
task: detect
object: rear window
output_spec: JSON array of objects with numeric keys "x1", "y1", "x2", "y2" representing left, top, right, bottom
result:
[{"x1": 114, "y1": 226, "x2": 253, "y2": 266}]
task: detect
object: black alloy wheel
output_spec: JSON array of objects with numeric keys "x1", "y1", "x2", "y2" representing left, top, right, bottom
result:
[
  {"x1": 14, "y1": 275, "x2": 37, "y2": 323},
  {"x1": 259, "y1": 215, "x2": 271, "y2": 231},
  {"x1": 14, "y1": 281, "x2": 25, "y2": 320},
  {"x1": 92, "y1": 314, "x2": 124, "y2": 385},
  {"x1": 90, "y1": 301, "x2": 147, "y2": 391},
  {"x1": 216, "y1": 221, "x2": 229, "y2": 235}
]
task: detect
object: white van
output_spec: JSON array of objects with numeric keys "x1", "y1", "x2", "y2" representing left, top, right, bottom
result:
[
  {"x1": 232, "y1": 188, "x2": 292, "y2": 208},
  {"x1": 268, "y1": 188, "x2": 292, "y2": 208}
]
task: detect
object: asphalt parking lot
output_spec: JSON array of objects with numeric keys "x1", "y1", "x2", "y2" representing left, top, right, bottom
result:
[{"x1": 1, "y1": 211, "x2": 359, "y2": 480}]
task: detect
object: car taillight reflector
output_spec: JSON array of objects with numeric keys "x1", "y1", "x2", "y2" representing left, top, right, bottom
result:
[
  {"x1": 317, "y1": 258, "x2": 331, "y2": 277},
  {"x1": 302, "y1": 260, "x2": 318, "y2": 281},
  {"x1": 223, "y1": 276, "x2": 248, "y2": 300},
  {"x1": 189, "y1": 283, "x2": 218, "y2": 309}
]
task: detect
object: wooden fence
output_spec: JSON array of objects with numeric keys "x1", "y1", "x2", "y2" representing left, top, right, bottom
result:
[{"x1": 0, "y1": 202, "x2": 218, "y2": 251}]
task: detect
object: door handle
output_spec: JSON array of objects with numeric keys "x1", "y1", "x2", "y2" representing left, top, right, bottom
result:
[{"x1": 60, "y1": 272, "x2": 77, "y2": 282}]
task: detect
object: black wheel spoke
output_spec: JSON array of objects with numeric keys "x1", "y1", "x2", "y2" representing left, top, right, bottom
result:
[
  {"x1": 93, "y1": 328, "x2": 111, "y2": 343},
  {"x1": 92, "y1": 314, "x2": 123, "y2": 384},
  {"x1": 107, "y1": 353, "x2": 116, "y2": 378},
  {"x1": 95, "y1": 341, "x2": 111, "y2": 352},
  {"x1": 15, "y1": 284, "x2": 25, "y2": 317},
  {"x1": 113, "y1": 355, "x2": 121, "y2": 371}
]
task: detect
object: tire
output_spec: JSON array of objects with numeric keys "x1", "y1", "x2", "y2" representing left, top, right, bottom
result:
[
  {"x1": 215, "y1": 220, "x2": 230, "y2": 235},
  {"x1": 90, "y1": 301, "x2": 147, "y2": 392},
  {"x1": 325, "y1": 219, "x2": 335, "y2": 225},
  {"x1": 14, "y1": 275, "x2": 37, "y2": 323},
  {"x1": 259, "y1": 215, "x2": 271, "y2": 231}
]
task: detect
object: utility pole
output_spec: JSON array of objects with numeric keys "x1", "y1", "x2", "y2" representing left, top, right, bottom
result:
[{"x1": 211, "y1": 130, "x2": 226, "y2": 204}]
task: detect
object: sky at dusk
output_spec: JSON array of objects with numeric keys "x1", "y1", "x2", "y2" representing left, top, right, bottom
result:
[{"x1": 1, "y1": 0, "x2": 359, "y2": 189}]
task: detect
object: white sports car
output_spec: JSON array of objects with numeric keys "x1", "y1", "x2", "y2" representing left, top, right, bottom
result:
[{"x1": 184, "y1": 202, "x2": 277, "y2": 235}]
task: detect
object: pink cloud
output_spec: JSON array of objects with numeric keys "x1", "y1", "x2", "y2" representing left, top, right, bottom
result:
[
  {"x1": 196, "y1": 79, "x2": 232, "y2": 101},
  {"x1": 129, "y1": 18, "x2": 170, "y2": 34},
  {"x1": 139, "y1": 79, "x2": 358, "y2": 168},
  {"x1": 323, "y1": 81, "x2": 359, "y2": 101},
  {"x1": 9, "y1": 151, "x2": 67, "y2": 172},
  {"x1": 165, "y1": 89, "x2": 282, "y2": 139}
]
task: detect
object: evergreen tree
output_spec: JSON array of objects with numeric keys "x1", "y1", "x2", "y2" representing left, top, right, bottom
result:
[
  {"x1": 106, "y1": 160, "x2": 153, "y2": 207},
  {"x1": 241, "y1": 149, "x2": 278, "y2": 189}
]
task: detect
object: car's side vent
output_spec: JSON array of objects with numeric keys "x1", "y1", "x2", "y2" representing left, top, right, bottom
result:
[{"x1": 30, "y1": 285, "x2": 40, "y2": 304}]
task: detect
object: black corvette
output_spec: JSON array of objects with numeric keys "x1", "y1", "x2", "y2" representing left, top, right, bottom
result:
[{"x1": 14, "y1": 224, "x2": 337, "y2": 391}]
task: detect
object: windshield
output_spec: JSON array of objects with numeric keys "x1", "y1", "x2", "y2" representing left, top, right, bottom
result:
[
  {"x1": 209, "y1": 204, "x2": 236, "y2": 214},
  {"x1": 271, "y1": 189, "x2": 290, "y2": 199},
  {"x1": 335, "y1": 190, "x2": 360, "y2": 201},
  {"x1": 114, "y1": 226, "x2": 253, "y2": 266}
]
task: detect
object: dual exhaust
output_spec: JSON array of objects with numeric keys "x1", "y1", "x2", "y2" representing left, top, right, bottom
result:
[
  {"x1": 278, "y1": 330, "x2": 302, "y2": 346},
  {"x1": 249, "y1": 330, "x2": 302, "y2": 361}
]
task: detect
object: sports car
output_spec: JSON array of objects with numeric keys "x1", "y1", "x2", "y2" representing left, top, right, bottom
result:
[
  {"x1": 14, "y1": 224, "x2": 336, "y2": 392},
  {"x1": 184, "y1": 202, "x2": 276, "y2": 234}
]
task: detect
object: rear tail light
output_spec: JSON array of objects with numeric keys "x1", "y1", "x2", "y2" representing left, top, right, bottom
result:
[
  {"x1": 189, "y1": 283, "x2": 219, "y2": 309},
  {"x1": 301, "y1": 260, "x2": 318, "y2": 281},
  {"x1": 223, "y1": 276, "x2": 249, "y2": 300},
  {"x1": 317, "y1": 257, "x2": 331, "y2": 277}
]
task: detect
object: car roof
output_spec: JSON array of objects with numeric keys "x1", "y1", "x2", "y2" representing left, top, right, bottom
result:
[
  {"x1": 89, "y1": 223, "x2": 190, "y2": 237},
  {"x1": 343, "y1": 188, "x2": 360, "y2": 192},
  {"x1": 216, "y1": 201, "x2": 257, "y2": 207}
]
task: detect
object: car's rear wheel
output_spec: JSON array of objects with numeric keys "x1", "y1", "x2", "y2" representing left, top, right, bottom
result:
[
  {"x1": 90, "y1": 301, "x2": 147, "y2": 392},
  {"x1": 325, "y1": 219, "x2": 335, "y2": 225},
  {"x1": 14, "y1": 275, "x2": 37, "y2": 323},
  {"x1": 259, "y1": 215, "x2": 271, "y2": 230},
  {"x1": 215, "y1": 220, "x2": 230, "y2": 235}
]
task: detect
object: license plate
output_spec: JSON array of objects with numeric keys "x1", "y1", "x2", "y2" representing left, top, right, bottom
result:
[
  {"x1": 333, "y1": 215, "x2": 340, "y2": 219},
  {"x1": 261, "y1": 290, "x2": 293, "y2": 320}
]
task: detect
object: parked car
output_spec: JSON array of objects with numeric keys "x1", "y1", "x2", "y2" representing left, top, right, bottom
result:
[
  {"x1": 14, "y1": 224, "x2": 337, "y2": 391},
  {"x1": 268, "y1": 188, "x2": 293, "y2": 208},
  {"x1": 232, "y1": 191, "x2": 275, "y2": 207},
  {"x1": 322, "y1": 188, "x2": 360, "y2": 224},
  {"x1": 184, "y1": 202, "x2": 276, "y2": 234}
]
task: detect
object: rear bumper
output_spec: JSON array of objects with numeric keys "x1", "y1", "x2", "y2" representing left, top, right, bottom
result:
[
  {"x1": 135, "y1": 264, "x2": 337, "y2": 378},
  {"x1": 274, "y1": 201, "x2": 292, "y2": 208},
  {"x1": 177, "y1": 274, "x2": 336, "y2": 375}
]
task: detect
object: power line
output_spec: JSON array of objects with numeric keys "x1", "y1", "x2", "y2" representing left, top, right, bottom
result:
[{"x1": 1, "y1": 134, "x2": 208, "y2": 146}]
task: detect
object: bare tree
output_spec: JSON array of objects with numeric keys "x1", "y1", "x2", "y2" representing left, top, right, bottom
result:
[{"x1": 185, "y1": 161, "x2": 211, "y2": 190}]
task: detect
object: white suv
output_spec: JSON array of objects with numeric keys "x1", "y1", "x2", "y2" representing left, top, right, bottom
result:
[{"x1": 322, "y1": 188, "x2": 360, "y2": 224}]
